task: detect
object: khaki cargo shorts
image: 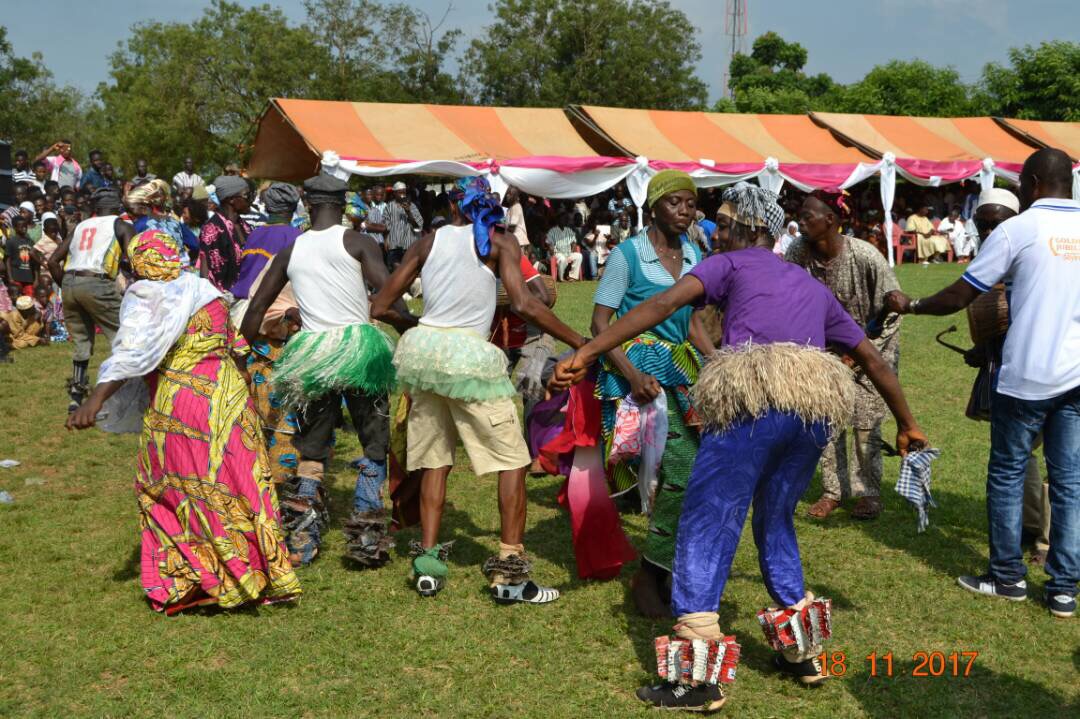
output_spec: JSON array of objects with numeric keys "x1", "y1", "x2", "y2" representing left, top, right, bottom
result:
[{"x1": 406, "y1": 390, "x2": 531, "y2": 476}]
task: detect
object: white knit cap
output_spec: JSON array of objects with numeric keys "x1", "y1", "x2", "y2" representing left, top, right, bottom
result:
[
  {"x1": 392, "y1": 181, "x2": 407, "y2": 191},
  {"x1": 977, "y1": 188, "x2": 1020, "y2": 214}
]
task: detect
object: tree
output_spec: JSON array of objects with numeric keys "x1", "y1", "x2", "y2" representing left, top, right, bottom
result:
[
  {"x1": 718, "y1": 31, "x2": 838, "y2": 114},
  {"x1": 977, "y1": 41, "x2": 1080, "y2": 121},
  {"x1": 98, "y1": 1, "x2": 335, "y2": 176},
  {"x1": 464, "y1": 0, "x2": 707, "y2": 109},
  {"x1": 0, "y1": 26, "x2": 93, "y2": 155},
  {"x1": 833, "y1": 60, "x2": 976, "y2": 117},
  {"x1": 381, "y1": 3, "x2": 465, "y2": 103},
  {"x1": 303, "y1": 0, "x2": 464, "y2": 104}
]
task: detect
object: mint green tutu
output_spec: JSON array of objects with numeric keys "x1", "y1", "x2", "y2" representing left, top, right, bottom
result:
[
  {"x1": 394, "y1": 325, "x2": 514, "y2": 402},
  {"x1": 273, "y1": 323, "x2": 395, "y2": 408}
]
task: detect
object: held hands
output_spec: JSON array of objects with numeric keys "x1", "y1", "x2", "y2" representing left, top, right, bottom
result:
[
  {"x1": 896, "y1": 426, "x2": 929, "y2": 457},
  {"x1": 283, "y1": 307, "x2": 302, "y2": 333},
  {"x1": 551, "y1": 350, "x2": 592, "y2": 390},
  {"x1": 629, "y1": 370, "x2": 662, "y2": 404},
  {"x1": 885, "y1": 291, "x2": 913, "y2": 315},
  {"x1": 66, "y1": 397, "x2": 103, "y2": 431}
]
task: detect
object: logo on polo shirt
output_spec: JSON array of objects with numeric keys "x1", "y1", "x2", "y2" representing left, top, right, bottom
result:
[{"x1": 1048, "y1": 236, "x2": 1080, "y2": 261}]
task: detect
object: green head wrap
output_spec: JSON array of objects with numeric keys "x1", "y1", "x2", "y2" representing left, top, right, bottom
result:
[{"x1": 646, "y1": 169, "x2": 696, "y2": 208}]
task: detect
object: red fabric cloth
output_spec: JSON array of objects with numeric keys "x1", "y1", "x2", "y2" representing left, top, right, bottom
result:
[{"x1": 544, "y1": 379, "x2": 637, "y2": 579}]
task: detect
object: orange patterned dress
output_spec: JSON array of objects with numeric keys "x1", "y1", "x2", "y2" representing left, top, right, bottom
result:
[{"x1": 136, "y1": 297, "x2": 300, "y2": 612}]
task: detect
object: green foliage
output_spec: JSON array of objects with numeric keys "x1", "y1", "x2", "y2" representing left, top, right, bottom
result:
[
  {"x1": 97, "y1": 1, "x2": 334, "y2": 177},
  {"x1": 92, "y1": 0, "x2": 465, "y2": 177},
  {"x1": 5, "y1": 12, "x2": 1080, "y2": 180},
  {"x1": 0, "y1": 27, "x2": 96, "y2": 156},
  {"x1": 977, "y1": 41, "x2": 1080, "y2": 121},
  {"x1": 718, "y1": 31, "x2": 838, "y2": 114},
  {"x1": 719, "y1": 31, "x2": 1080, "y2": 121},
  {"x1": 303, "y1": 0, "x2": 464, "y2": 104},
  {"x1": 832, "y1": 60, "x2": 976, "y2": 117},
  {"x1": 463, "y1": 0, "x2": 708, "y2": 109}
]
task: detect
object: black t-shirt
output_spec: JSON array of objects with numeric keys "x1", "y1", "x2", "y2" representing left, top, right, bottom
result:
[{"x1": 5, "y1": 236, "x2": 37, "y2": 283}]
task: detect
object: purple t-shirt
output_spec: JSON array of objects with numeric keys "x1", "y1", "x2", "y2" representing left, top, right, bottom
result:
[{"x1": 688, "y1": 247, "x2": 865, "y2": 351}]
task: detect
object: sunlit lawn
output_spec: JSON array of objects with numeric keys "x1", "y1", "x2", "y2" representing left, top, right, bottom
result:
[{"x1": 0, "y1": 264, "x2": 1076, "y2": 718}]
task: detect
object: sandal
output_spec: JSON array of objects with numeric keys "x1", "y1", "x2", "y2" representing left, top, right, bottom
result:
[
  {"x1": 851, "y1": 496, "x2": 883, "y2": 520},
  {"x1": 807, "y1": 497, "x2": 840, "y2": 519},
  {"x1": 410, "y1": 541, "x2": 453, "y2": 597},
  {"x1": 491, "y1": 580, "x2": 560, "y2": 605}
]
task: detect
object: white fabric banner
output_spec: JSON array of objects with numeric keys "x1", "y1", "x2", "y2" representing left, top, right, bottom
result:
[
  {"x1": 979, "y1": 158, "x2": 996, "y2": 193},
  {"x1": 879, "y1": 155, "x2": 897, "y2": 267},
  {"x1": 497, "y1": 162, "x2": 641, "y2": 200},
  {"x1": 756, "y1": 157, "x2": 785, "y2": 194}
]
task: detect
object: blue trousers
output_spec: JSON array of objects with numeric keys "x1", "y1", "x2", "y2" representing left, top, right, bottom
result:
[
  {"x1": 671, "y1": 410, "x2": 829, "y2": 615},
  {"x1": 988, "y1": 387, "x2": 1080, "y2": 596}
]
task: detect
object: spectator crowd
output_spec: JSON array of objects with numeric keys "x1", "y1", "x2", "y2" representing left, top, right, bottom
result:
[{"x1": 0, "y1": 140, "x2": 1005, "y2": 363}]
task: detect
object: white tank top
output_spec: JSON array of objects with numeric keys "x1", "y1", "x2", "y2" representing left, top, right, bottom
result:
[
  {"x1": 67, "y1": 216, "x2": 119, "y2": 275},
  {"x1": 287, "y1": 225, "x2": 370, "y2": 332},
  {"x1": 419, "y1": 224, "x2": 496, "y2": 336}
]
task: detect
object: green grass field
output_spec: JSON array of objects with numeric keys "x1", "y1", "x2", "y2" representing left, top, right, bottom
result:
[{"x1": 0, "y1": 264, "x2": 1076, "y2": 718}]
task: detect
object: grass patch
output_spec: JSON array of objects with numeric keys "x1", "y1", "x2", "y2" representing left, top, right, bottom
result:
[{"x1": 0, "y1": 265, "x2": 1076, "y2": 718}]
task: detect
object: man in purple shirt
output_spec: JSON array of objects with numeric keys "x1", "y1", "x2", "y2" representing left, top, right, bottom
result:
[{"x1": 555, "y1": 181, "x2": 927, "y2": 711}]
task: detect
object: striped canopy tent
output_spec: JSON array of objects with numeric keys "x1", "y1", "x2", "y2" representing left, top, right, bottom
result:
[
  {"x1": 810, "y1": 112, "x2": 1039, "y2": 182},
  {"x1": 247, "y1": 98, "x2": 642, "y2": 199},
  {"x1": 995, "y1": 118, "x2": 1080, "y2": 161},
  {"x1": 568, "y1": 105, "x2": 877, "y2": 191},
  {"x1": 997, "y1": 118, "x2": 1080, "y2": 199}
]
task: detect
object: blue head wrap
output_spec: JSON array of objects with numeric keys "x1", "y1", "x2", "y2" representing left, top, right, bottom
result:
[
  {"x1": 449, "y1": 176, "x2": 504, "y2": 258},
  {"x1": 345, "y1": 191, "x2": 369, "y2": 220}
]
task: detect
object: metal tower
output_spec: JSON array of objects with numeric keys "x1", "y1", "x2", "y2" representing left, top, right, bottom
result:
[{"x1": 722, "y1": 0, "x2": 750, "y2": 98}]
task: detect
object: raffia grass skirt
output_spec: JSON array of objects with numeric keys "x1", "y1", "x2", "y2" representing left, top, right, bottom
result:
[
  {"x1": 692, "y1": 342, "x2": 856, "y2": 433},
  {"x1": 272, "y1": 323, "x2": 395, "y2": 409}
]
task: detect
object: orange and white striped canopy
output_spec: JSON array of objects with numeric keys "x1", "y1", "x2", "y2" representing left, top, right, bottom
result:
[
  {"x1": 995, "y1": 118, "x2": 1080, "y2": 161},
  {"x1": 810, "y1": 112, "x2": 1038, "y2": 164},
  {"x1": 248, "y1": 99, "x2": 599, "y2": 180},
  {"x1": 569, "y1": 105, "x2": 874, "y2": 164}
]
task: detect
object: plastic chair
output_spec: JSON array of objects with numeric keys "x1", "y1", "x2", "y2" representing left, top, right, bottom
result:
[{"x1": 894, "y1": 232, "x2": 918, "y2": 265}]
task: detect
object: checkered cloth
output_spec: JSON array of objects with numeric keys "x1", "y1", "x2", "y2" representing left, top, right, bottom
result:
[{"x1": 896, "y1": 448, "x2": 941, "y2": 532}]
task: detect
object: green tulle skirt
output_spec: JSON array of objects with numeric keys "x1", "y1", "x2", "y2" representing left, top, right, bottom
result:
[
  {"x1": 272, "y1": 323, "x2": 395, "y2": 408},
  {"x1": 394, "y1": 324, "x2": 514, "y2": 402}
]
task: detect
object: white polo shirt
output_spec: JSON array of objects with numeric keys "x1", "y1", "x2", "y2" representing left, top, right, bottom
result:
[{"x1": 962, "y1": 198, "x2": 1080, "y2": 400}]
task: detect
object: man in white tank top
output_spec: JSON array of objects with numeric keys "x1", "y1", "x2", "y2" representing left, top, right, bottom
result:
[
  {"x1": 243, "y1": 174, "x2": 417, "y2": 569},
  {"x1": 46, "y1": 187, "x2": 135, "y2": 412},
  {"x1": 372, "y1": 175, "x2": 587, "y2": 604}
]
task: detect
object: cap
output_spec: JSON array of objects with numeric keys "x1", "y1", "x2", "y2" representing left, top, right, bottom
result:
[
  {"x1": 392, "y1": 181, "x2": 407, "y2": 191},
  {"x1": 977, "y1": 188, "x2": 1020, "y2": 214},
  {"x1": 190, "y1": 184, "x2": 210, "y2": 201},
  {"x1": 15, "y1": 295, "x2": 34, "y2": 310},
  {"x1": 303, "y1": 174, "x2": 349, "y2": 194}
]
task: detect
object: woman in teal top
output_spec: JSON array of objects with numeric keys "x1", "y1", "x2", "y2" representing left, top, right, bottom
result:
[{"x1": 592, "y1": 170, "x2": 715, "y2": 618}]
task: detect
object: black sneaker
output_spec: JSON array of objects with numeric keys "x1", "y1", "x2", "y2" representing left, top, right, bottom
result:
[
  {"x1": 957, "y1": 574, "x2": 1027, "y2": 601},
  {"x1": 635, "y1": 682, "x2": 725, "y2": 712},
  {"x1": 1047, "y1": 593, "x2": 1076, "y2": 619},
  {"x1": 772, "y1": 654, "x2": 827, "y2": 685}
]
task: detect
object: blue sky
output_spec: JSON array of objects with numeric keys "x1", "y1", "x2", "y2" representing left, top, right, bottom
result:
[{"x1": 6, "y1": 0, "x2": 1078, "y2": 102}]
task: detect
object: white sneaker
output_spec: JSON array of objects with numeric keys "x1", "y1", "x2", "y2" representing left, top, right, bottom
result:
[{"x1": 491, "y1": 580, "x2": 559, "y2": 605}]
